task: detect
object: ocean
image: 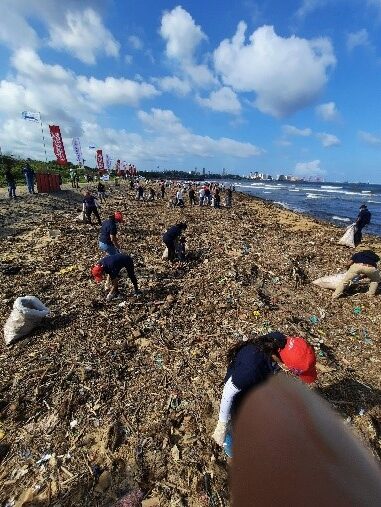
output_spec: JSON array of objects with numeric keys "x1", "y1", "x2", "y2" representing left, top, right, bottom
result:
[{"x1": 234, "y1": 181, "x2": 381, "y2": 237}]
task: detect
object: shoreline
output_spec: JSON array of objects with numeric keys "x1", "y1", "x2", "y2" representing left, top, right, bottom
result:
[{"x1": 0, "y1": 183, "x2": 380, "y2": 506}]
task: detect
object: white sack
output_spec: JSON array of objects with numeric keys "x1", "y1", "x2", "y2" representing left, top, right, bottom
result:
[
  {"x1": 162, "y1": 247, "x2": 169, "y2": 259},
  {"x1": 338, "y1": 223, "x2": 357, "y2": 248},
  {"x1": 312, "y1": 273, "x2": 346, "y2": 290},
  {"x1": 4, "y1": 296, "x2": 50, "y2": 345}
]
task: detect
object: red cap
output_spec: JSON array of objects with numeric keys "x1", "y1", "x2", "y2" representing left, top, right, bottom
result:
[
  {"x1": 278, "y1": 337, "x2": 317, "y2": 384},
  {"x1": 114, "y1": 211, "x2": 123, "y2": 222},
  {"x1": 91, "y1": 264, "x2": 104, "y2": 282}
]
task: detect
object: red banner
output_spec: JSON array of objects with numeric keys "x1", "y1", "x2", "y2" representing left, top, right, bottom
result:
[
  {"x1": 49, "y1": 125, "x2": 67, "y2": 165},
  {"x1": 96, "y1": 149, "x2": 105, "y2": 171}
]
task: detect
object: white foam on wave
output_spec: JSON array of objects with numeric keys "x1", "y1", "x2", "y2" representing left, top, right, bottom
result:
[
  {"x1": 368, "y1": 200, "x2": 381, "y2": 204},
  {"x1": 274, "y1": 201, "x2": 292, "y2": 209},
  {"x1": 289, "y1": 189, "x2": 300, "y2": 192},
  {"x1": 362, "y1": 191, "x2": 372, "y2": 194},
  {"x1": 332, "y1": 216, "x2": 350, "y2": 222},
  {"x1": 306, "y1": 193, "x2": 321, "y2": 199},
  {"x1": 321, "y1": 185, "x2": 342, "y2": 190}
]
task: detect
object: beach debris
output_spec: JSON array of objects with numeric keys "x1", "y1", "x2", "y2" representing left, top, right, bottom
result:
[
  {"x1": 3, "y1": 296, "x2": 50, "y2": 345},
  {"x1": 353, "y1": 306, "x2": 362, "y2": 315}
]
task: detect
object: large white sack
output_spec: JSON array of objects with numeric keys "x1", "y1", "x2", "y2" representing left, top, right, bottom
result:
[
  {"x1": 338, "y1": 223, "x2": 357, "y2": 248},
  {"x1": 312, "y1": 273, "x2": 346, "y2": 290},
  {"x1": 162, "y1": 247, "x2": 169, "y2": 259},
  {"x1": 4, "y1": 296, "x2": 50, "y2": 345}
]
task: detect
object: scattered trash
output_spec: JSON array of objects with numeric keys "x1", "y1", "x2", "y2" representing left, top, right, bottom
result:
[
  {"x1": 309, "y1": 315, "x2": 319, "y2": 325},
  {"x1": 36, "y1": 453, "x2": 52, "y2": 465},
  {"x1": 69, "y1": 419, "x2": 78, "y2": 429},
  {"x1": 141, "y1": 497, "x2": 160, "y2": 507},
  {"x1": 171, "y1": 444, "x2": 180, "y2": 461},
  {"x1": 154, "y1": 354, "x2": 164, "y2": 369},
  {"x1": 57, "y1": 265, "x2": 79, "y2": 275},
  {"x1": 353, "y1": 306, "x2": 362, "y2": 315},
  {"x1": 359, "y1": 409, "x2": 365, "y2": 416},
  {"x1": 114, "y1": 490, "x2": 144, "y2": 506}
]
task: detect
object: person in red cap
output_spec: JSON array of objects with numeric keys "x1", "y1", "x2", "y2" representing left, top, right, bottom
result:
[
  {"x1": 98, "y1": 212, "x2": 123, "y2": 255},
  {"x1": 212, "y1": 332, "x2": 316, "y2": 457},
  {"x1": 91, "y1": 253, "x2": 140, "y2": 301}
]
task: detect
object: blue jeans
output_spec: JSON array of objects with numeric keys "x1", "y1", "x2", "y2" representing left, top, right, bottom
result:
[
  {"x1": 8, "y1": 183, "x2": 16, "y2": 198},
  {"x1": 99, "y1": 242, "x2": 119, "y2": 255},
  {"x1": 224, "y1": 431, "x2": 233, "y2": 458},
  {"x1": 26, "y1": 178, "x2": 34, "y2": 194}
]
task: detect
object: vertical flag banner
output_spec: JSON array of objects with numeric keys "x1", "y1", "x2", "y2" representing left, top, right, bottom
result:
[
  {"x1": 49, "y1": 125, "x2": 67, "y2": 165},
  {"x1": 72, "y1": 137, "x2": 83, "y2": 166},
  {"x1": 105, "y1": 154, "x2": 112, "y2": 171},
  {"x1": 96, "y1": 149, "x2": 105, "y2": 171}
]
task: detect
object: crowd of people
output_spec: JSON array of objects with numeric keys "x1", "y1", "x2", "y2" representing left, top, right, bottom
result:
[{"x1": 2, "y1": 166, "x2": 381, "y2": 499}]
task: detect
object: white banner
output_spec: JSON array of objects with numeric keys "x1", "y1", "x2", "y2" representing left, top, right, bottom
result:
[
  {"x1": 72, "y1": 137, "x2": 83, "y2": 166},
  {"x1": 22, "y1": 111, "x2": 40, "y2": 122},
  {"x1": 105, "y1": 154, "x2": 112, "y2": 171}
]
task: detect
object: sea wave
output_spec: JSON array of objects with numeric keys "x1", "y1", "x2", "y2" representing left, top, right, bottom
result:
[
  {"x1": 321, "y1": 185, "x2": 343, "y2": 190},
  {"x1": 306, "y1": 194, "x2": 321, "y2": 199},
  {"x1": 332, "y1": 216, "x2": 350, "y2": 222}
]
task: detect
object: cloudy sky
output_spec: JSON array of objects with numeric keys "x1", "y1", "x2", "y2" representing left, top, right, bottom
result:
[{"x1": 0, "y1": 0, "x2": 381, "y2": 181}]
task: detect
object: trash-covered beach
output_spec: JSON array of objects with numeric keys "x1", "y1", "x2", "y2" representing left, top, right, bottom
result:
[{"x1": 0, "y1": 184, "x2": 380, "y2": 506}]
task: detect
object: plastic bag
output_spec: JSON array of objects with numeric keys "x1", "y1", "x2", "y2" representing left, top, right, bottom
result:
[
  {"x1": 162, "y1": 247, "x2": 168, "y2": 259},
  {"x1": 338, "y1": 223, "x2": 357, "y2": 248},
  {"x1": 312, "y1": 273, "x2": 346, "y2": 290},
  {"x1": 4, "y1": 296, "x2": 50, "y2": 345}
]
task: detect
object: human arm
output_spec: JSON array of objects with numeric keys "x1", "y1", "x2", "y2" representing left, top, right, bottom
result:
[{"x1": 212, "y1": 376, "x2": 240, "y2": 446}]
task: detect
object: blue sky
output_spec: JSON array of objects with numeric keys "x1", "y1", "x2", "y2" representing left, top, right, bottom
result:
[{"x1": 1, "y1": 0, "x2": 381, "y2": 182}]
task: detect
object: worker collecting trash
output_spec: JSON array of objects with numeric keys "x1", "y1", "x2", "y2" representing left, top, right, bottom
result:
[
  {"x1": 332, "y1": 248, "x2": 380, "y2": 299},
  {"x1": 99, "y1": 212, "x2": 123, "y2": 255},
  {"x1": 162, "y1": 222, "x2": 187, "y2": 262},
  {"x1": 212, "y1": 332, "x2": 317, "y2": 457},
  {"x1": 83, "y1": 190, "x2": 101, "y2": 225},
  {"x1": 91, "y1": 253, "x2": 140, "y2": 301}
]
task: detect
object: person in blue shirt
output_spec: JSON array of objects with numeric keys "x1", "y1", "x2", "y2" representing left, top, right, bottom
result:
[
  {"x1": 82, "y1": 191, "x2": 101, "y2": 225},
  {"x1": 99, "y1": 212, "x2": 123, "y2": 255},
  {"x1": 22, "y1": 163, "x2": 35, "y2": 194},
  {"x1": 212, "y1": 332, "x2": 317, "y2": 456},
  {"x1": 91, "y1": 253, "x2": 140, "y2": 301},
  {"x1": 354, "y1": 204, "x2": 371, "y2": 246},
  {"x1": 332, "y1": 248, "x2": 380, "y2": 299},
  {"x1": 162, "y1": 222, "x2": 187, "y2": 261}
]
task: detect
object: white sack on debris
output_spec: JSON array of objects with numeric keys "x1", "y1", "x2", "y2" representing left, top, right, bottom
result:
[{"x1": 4, "y1": 296, "x2": 50, "y2": 345}]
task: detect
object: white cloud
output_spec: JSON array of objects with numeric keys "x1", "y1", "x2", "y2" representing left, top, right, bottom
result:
[
  {"x1": 214, "y1": 23, "x2": 336, "y2": 118},
  {"x1": 346, "y1": 29, "x2": 371, "y2": 51},
  {"x1": 159, "y1": 6, "x2": 215, "y2": 88},
  {"x1": 48, "y1": 8, "x2": 120, "y2": 64},
  {"x1": 125, "y1": 54, "x2": 133, "y2": 64},
  {"x1": 128, "y1": 35, "x2": 143, "y2": 50},
  {"x1": 282, "y1": 125, "x2": 312, "y2": 136},
  {"x1": 137, "y1": 108, "x2": 263, "y2": 158},
  {"x1": 154, "y1": 76, "x2": 191, "y2": 96},
  {"x1": 294, "y1": 159, "x2": 325, "y2": 176},
  {"x1": 160, "y1": 6, "x2": 206, "y2": 62},
  {"x1": 359, "y1": 130, "x2": 381, "y2": 146},
  {"x1": 11, "y1": 48, "x2": 73, "y2": 82},
  {"x1": 315, "y1": 101, "x2": 339, "y2": 121},
  {"x1": 77, "y1": 76, "x2": 160, "y2": 107},
  {"x1": 295, "y1": 0, "x2": 327, "y2": 19},
  {"x1": 196, "y1": 87, "x2": 241, "y2": 114},
  {"x1": 316, "y1": 132, "x2": 340, "y2": 147},
  {"x1": 0, "y1": 5, "x2": 39, "y2": 49},
  {"x1": 275, "y1": 139, "x2": 292, "y2": 147}
]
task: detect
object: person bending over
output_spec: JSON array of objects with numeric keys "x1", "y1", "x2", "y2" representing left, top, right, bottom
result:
[
  {"x1": 212, "y1": 332, "x2": 317, "y2": 456},
  {"x1": 99, "y1": 212, "x2": 123, "y2": 255},
  {"x1": 162, "y1": 222, "x2": 187, "y2": 261},
  {"x1": 332, "y1": 248, "x2": 380, "y2": 299},
  {"x1": 91, "y1": 253, "x2": 140, "y2": 302},
  {"x1": 83, "y1": 190, "x2": 101, "y2": 225}
]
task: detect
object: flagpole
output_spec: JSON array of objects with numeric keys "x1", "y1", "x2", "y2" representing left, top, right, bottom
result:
[{"x1": 39, "y1": 112, "x2": 48, "y2": 163}]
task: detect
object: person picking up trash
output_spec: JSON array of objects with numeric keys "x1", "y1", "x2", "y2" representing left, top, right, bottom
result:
[
  {"x1": 354, "y1": 204, "x2": 371, "y2": 246},
  {"x1": 83, "y1": 190, "x2": 101, "y2": 225},
  {"x1": 91, "y1": 253, "x2": 140, "y2": 302},
  {"x1": 332, "y1": 248, "x2": 380, "y2": 299},
  {"x1": 212, "y1": 332, "x2": 317, "y2": 457},
  {"x1": 99, "y1": 212, "x2": 123, "y2": 255},
  {"x1": 162, "y1": 222, "x2": 187, "y2": 262}
]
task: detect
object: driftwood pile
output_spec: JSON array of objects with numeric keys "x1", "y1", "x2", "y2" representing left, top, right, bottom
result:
[{"x1": 0, "y1": 183, "x2": 380, "y2": 506}]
